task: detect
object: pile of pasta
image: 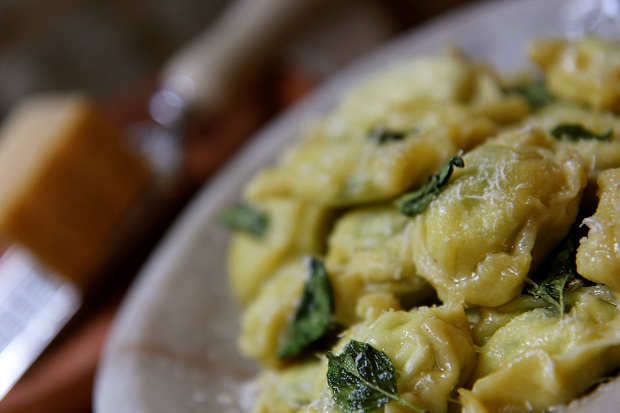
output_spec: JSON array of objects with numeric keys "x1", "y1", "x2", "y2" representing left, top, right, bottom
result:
[{"x1": 224, "y1": 37, "x2": 620, "y2": 413}]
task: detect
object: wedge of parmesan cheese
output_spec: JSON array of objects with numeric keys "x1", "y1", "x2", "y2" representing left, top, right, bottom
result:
[{"x1": 0, "y1": 94, "x2": 152, "y2": 288}]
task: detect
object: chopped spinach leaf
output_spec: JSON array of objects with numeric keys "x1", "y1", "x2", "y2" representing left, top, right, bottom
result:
[
  {"x1": 368, "y1": 127, "x2": 409, "y2": 144},
  {"x1": 396, "y1": 156, "x2": 464, "y2": 217},
  {"x1": 327, "y1": 339, "x2": 427, "y2": 413},
  {"x1": 278, "y1": 257, "x2": 334, "y2": 359},
  {"x1": 505, "y1": 80, "x2": 554, "y2": 110},
  {"x1": 525, "y1": 227, "x2": 588, "y2": 315},
  {"x1": 550, "y1": 123, "x2": 613, "y2": 142},
  {"x1": 219, "y1": 203, "x2": 268, "y2": 237}
]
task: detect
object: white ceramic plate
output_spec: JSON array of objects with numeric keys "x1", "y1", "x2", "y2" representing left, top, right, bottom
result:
[{"x1": 94, "y1": 0, "x2": 620, "y2": 411}]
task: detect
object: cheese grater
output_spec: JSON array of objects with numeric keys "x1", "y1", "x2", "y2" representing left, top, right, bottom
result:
[{"x1": 0, "y1": 247, "x2": 80, "y2": 399}]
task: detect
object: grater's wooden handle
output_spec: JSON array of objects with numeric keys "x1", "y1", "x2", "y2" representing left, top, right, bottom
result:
[
  {"x1": 0, "y1": 94, "x2": 152, "y2": 289},
  {"x1": 154, "y1": 0, "x2": 325, "y2": 127}
]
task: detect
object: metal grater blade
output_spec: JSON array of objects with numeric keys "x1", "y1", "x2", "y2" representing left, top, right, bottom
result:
[{"x1": 0, "y1": 247, "x2": 81, "y2": 400}]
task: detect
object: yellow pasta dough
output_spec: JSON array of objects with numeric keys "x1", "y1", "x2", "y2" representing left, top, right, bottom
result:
[
  {"x1": 529, "y1": 37, "x2": 620, "y2": 112},
  {"x1": 409, "y1": 129, "x2": 586, "y2": 307},
  {"x1": 246, "y1": 102, "x2": 496, "y2": 207},
  {"x1": 227, "y1": 198, "x2": 333, "y2": 305},
  {"x1": 243, "y1": 50, "x2": 530, "y2": 207},
  {"x1": 238, "y1": 258, "x2": 307, "y2": 368},
  {"x1": 461, "y1": 288, "x2": 620, "y2": 412},
  {"x1": 577, "y1": 168, "x2": 620, "y2": 291},
  {"x1": 251, "y1": 360, "x2": 323, "y2": 413},
  {"x1": 325, "y1": 204, "x2": 433, "y2": 325},
  {"x1": 523, "y1": 102, "x2": 620, "y2": 174},
  {"x1": 302, "y1": 306, "x2": 476, "y2": 413}
]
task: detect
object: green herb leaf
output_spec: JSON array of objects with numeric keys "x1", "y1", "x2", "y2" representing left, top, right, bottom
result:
[
  {"x1": 525, "y1": 228, "x2": 587, "y2": 315},
  {"x1": 550, "y1": 123, "x2": 613, "y2": 142},
  {"x1": 368, "y1": 127, "x2": 408, "y2": 144},
  {"x1": 327, "y1": 340, "x2": 426, "y2": 413},
  {"x1": 278, "y1": 258, "x2": 334, "y2": 359},
  {"x1": 396, "y1": 156, "x2": 464, "y2": 217},
  {"x1": 505, "y1": 80, "x2": 554, "y2": 110},
  {"x1": 219, "y1": 203, "x2": 268, "y2": 237}
]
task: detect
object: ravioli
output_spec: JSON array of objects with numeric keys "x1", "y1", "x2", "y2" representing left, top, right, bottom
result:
[
  {"x1": 409, "y1": 129, "x2": 586, "y2": 307},
  {"x1": 529, "y1": 37, "x2": 620, "y2": 112},
  {"x1": 577, "y1": 168, "x2": 620, "y2": 291},
  {"x1": 524, "y1": 102, "x2": 620, "y2": 175},
  {"x1": 227, "y1": 198, "x2": 333, "y2": 305},
  {"x1": 461, "y1": 287, "x2": 620, "y2": 412},
  {"x1": 245, "y1": 102, "x2": 495, "y2": 207},
  {"x1": 324, "y1": 204, "x2": 433, "y2": 325},
  {"x1": 243, "y1": 51, "x2": 529, "y2": 207},
  {"x1": 238, "y1": 258, "x2": 307, "y2": 368},
  {"x1": 302, "y1": 306, "x2": 476, "y2": 413},
  {"x1": 252, "y1": 360, "x2": 323, "y2": 413}
]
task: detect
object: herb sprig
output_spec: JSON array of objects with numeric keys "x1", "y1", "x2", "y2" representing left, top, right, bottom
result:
[
  {"x1": 550, "y1": 123, "x2": 613, "y2": 142},
  {"x1": 396, "y1": 156, "x2": 464, "y2": 217},
  {"x1": 525, "y1": 228, "x2": 587, "y2": 315},
  {"x1": 327, "y1": 340, "x2": 427, "y2": 413},
  {"x1": 505, "y1": 80, "x2": 554, "y2": 110},
  {"x1": 278, "y1": 257, "x2": 334, "y2": 359},
  {"x1": 368, "y1": 127, "x2": 409, "y2": 144},
  {"x1": 219, "y1": 203, "x2": 268, "y2": 237}
]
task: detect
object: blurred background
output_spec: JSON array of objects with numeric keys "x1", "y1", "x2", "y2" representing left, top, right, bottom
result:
[
  {"x1": 0, "y1": 1, "x2": 476, "y2": 412},
  {"x1": 0, "y1": 0, "x2": 476, "y2": 120},
  {"x1": 0, "y1": 0, "x2": 229, "y2": 119}
]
